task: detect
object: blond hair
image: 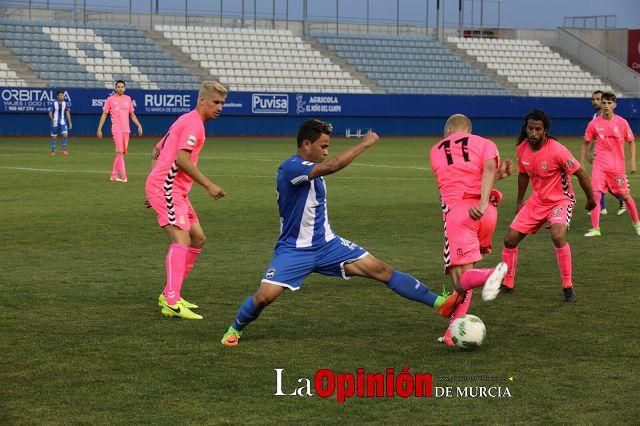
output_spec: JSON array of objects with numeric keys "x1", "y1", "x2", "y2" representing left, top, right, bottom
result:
[
  {"x1": 444, "y1": 114, "x2": 472, "y2": 136},
  {"x1": 199, "y1": 81, "x2": 228, "y2": 100}
]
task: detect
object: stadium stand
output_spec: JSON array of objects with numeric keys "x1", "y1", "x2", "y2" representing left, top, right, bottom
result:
[
  {"x1": 155, "y1": 25, "x2": 371, "y2": 94},
  {"x1": 313, "y1": 32, "x2": 510, "y2": 96},
  {"x1": 0, "y1": 19, "x2": 199, "y2": 90},
  {"x1": 0, "y1": 61, "x2": 27, "y2": 87},
  {"x1": 448, "y1": 36, "x2": 615, "y2": 97}
]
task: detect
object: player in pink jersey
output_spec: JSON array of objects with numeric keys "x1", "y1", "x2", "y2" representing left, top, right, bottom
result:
[
  {"x1": 501, "y1": 109, "x2": 596, "y2": 303},
  {"x1": 430, "y1": 114, "x2": 513, "y2": 346},
  {"x1": 586, "y1": 90, "x2": 626, "y2": 216},
  {"x1": 145, "y1": 81, "x2": 227, "y2": 320},
  {"x1": 581, "y1": 92, "x2": 639, "y2": 237},
  {"x1": 96, "y1": 80, "x2": 143, "y2": 183}
]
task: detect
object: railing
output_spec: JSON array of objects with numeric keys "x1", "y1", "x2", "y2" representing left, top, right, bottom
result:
[
  {"x1": 557, "y1": 27, "x2": 639, "y2": 97},
  {"x1": 563, "y1": 15, "x2": 617, "y2": 30}
]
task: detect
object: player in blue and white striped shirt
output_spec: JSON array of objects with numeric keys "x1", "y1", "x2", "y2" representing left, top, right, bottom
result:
[
  {"x1": 48, "y1": 90, "x2": 72, "y2": 156},
  {"x1": 221, "y1": 119, "x2": 463, "y2": 347}
]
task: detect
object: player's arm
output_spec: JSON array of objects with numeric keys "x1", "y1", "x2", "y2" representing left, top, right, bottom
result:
[
  {"x1": 48, "y1": 110, "x2": 54, "y2": 123},
  {"x1": 308, "y1": 132, "x2": 378, "y2": 179},
  {"x1": 96, "y1": 111, "x2": 108, "y2": 139},
  {"x1": 628, "y1": 139, "x2": 636, "y2": 174},
  {"x1": 574, "y1": 167, "x2": 596, "y2": 210},
  {"x1": 579, "y1": 139, "x2": 593, "y2": 165},
  {"x1": 176, "y1": 149, "x2": 225, "y2": 200},
  {"x1": 515, "y1": 173, "x2": 529, "y2": 213},
  {"x1": 150, "y1": 145, "x2": 159, "y2": 169},
  {"x1": 468, "y1": 157, "x2": 498, "y2": 220},
  {"x1": 66, "y1": 109, "x2": 72, "y2": 130},
  {"x1": 130, "y1": 112, "x2": 143, "y2": 136},
  {"x1": 494, "y1": 158, "x2": 513, "y2": 182}
]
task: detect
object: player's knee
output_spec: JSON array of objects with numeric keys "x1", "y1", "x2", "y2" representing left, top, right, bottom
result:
[
  {"x1": 550, "y1": 230, "x2": 567, "y2": 246},
  {"x1": 191, "y1": 234, "x2": 206, "y2": 248},
  {"x1": 253, "y1": 292, "x2": 276, "y2": 308},
  {"x1": 373, "y1": 261, "x2": 393, "y2": 281},
  {"x1": 504, "y1": 235, "x2": 518, "y2": 248}
]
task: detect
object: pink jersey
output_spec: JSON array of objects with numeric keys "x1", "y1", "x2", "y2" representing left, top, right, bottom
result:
[
  {"x1": 517, "y1": 138, "x2": 581, "y2": 205},
  {"x1": 146, "y1": 110, "x2": 205, "y2": 196},
  {"x1": 103, "y1": 94, "x2": 134, "y2": 134},
  {"x1": 584, "y1": 115, "x2": 634, "y2": 172},
  {"x1": 430, "y1": 132, "x2": 499, "y2": 206}
]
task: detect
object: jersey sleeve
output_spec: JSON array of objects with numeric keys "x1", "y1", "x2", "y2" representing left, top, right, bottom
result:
[
  {"x1": 555, "y1": 143, "x2": 581, "y2": 175},
  {"x1": 103, "y1": 97, "x2": 111, "y2": 113},
  {"x1": 48, "y1": 102, "x2": 53, "y2": 113},
  {"x1": 176, "y1": 124, "x2": 203, "y2": 152},
  {"x1": 584, "y1": 120, "x2": 596, "y2": 142},
  {"x1": 282, "y1": 158, "x2": 316, "y2": 185},
  {"x1": 622, "y1": 119, "x2": 634, "y2": 143},
  {"x1": 516, "y1": 144, "x2": 525, "y2": 173},
  {"x1": 481, "y1": 139, "x2": 500, "y2": 165}
]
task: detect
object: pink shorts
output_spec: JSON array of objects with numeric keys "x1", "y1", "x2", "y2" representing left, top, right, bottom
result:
[
  {"x1": 591, "y1": 167, "x2": 630, "y2": 195},
  {"x1": 441, "y1": 194, "x2": 499, "y2": 273},
  {"x1": 510, "y1": 198, "x2": 575, "y2": 235},
  {"x1": 113, "y1": 132, "x2": 130, "y2": 153},
  {"x1": 146, "y1": 190, "x2": 198, "y2": 231}
]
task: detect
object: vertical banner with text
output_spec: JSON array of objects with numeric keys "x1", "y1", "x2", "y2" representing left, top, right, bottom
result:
[{"x1": 628, "y1": 29, "x2": 640, "y2": 74}]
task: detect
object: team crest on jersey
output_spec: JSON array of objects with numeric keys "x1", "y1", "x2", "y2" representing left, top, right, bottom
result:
[
  {"x1": 552, "y1": 207, "x2": 564, "y2": 220},
  {"x1": 565, "y1": 157, "x2": 575, "y2": 169},
  {"x1": 187, "y1": 135, "x2": 196, "y2": 146},
  {"x1": 616, "y1": 178, "x2": 625, "y2": 186},
  {"x1": 541, "y1": 161, "x2": 547, "y2": 170},
  {"x1": 266, "y1": 268, "x2": 276, "y2": 279}
]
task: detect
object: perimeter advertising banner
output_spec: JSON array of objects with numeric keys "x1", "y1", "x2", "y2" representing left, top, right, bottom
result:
[{"x1": 4, "y1": 86, "x2": 635, "y2": 119}]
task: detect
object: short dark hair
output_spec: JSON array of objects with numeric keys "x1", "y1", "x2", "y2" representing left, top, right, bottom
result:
[
  {"x1": 296, "y1": 119, "x2": 333, "y2": 147},
  {"x1": 115, "y1": 80, "x2": 126, "y2": 87},
  {"x1": 602, "y1": 92, "x2": 616, "y2": 102},
  {"x1": 517, "y1": 109, "x2": 553, "y2": 145},
  {"x1": 56, "y1": 90, "x2": 64, "y2": 95},
  {"x1": 592, "y1": 90, "x2": 603, "y2": 96}
]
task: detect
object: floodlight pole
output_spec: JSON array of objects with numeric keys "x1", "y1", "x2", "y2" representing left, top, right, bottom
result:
[
  {"x1": 396, "y1": 0, "x2": 400, "y2": 35},
  {"x1": 336, "y1": 0, "x2": 339, "y2": 35},
  {"x1": 366, "y1": 0, "x2": 369, "y2": 34},
  {"x1": 254, "y1": 0, "x2": 257, "y2": 29}
]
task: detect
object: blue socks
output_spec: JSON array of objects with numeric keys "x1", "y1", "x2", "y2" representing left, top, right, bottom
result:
[
  {"x1": 385, "y1": 270, "x2": 438, "y2": 307},
  {"x1": 62, "y1": 136, "x2": 67, "y2": 150},
  {"x1": 232, "y1": 296, "x2": 263, "y2": 331},
  {"x1": 50, "y1": 137, "x2": 56, "y2": 152}
]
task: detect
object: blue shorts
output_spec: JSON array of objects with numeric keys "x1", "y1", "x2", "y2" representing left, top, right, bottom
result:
[
  {"x1": 262, "y1": 236, "x2": 369, "y2": 291},
  {"x1": 50, "y1": 123, "x2": 68, "y2": 136}
]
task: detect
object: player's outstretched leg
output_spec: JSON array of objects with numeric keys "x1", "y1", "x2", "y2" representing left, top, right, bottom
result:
[
  {"x1": 222, "y1": 283, "x2": 284, "y2": 347},
  {"x1": 439, "y1": 290, "x2": 473, "y2": 346},
  {"x1": 455, "y1": 263, "x2": 507, "y2": 301}
]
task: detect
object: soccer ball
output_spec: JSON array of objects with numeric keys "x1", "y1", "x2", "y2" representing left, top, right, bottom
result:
[{"x1": 449, "y1": 314, "x2": 486, "y2": 349}]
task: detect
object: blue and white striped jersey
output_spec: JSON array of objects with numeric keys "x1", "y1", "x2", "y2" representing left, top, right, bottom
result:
[
  {"x1": 275, "y1": 155, "x2": 336, "y2": 248},
  {"x1": 49, "y1": 100, "x2": 69, "y2": 126}
]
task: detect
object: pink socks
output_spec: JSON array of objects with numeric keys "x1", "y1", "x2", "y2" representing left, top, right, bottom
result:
[
  {"x1": 624, "y1": 197, "x2": 639, "y2": 223},
  {"x1": 590, "y1": 193, "x2": 602, "y2": 229},
  {"x1": 112, "y1": 154, "x2": 127, "y2": 179},
  {"x1": 554, "y1": 243, "x2": 573, "y2": 288},
  {"x1": 163, "y1": 244, "x2": 189, "y2": 305},
  {"x1": 501, "y1": 246, "x2": 518, "y2": 288},
  {"x1": 459, "y1": 269, "x2": 493, "y2": 291}
]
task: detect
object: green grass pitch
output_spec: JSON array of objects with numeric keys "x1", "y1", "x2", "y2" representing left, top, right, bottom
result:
[{"x1": 1, "y1": 135, "x2": 638, "y2": 423}]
